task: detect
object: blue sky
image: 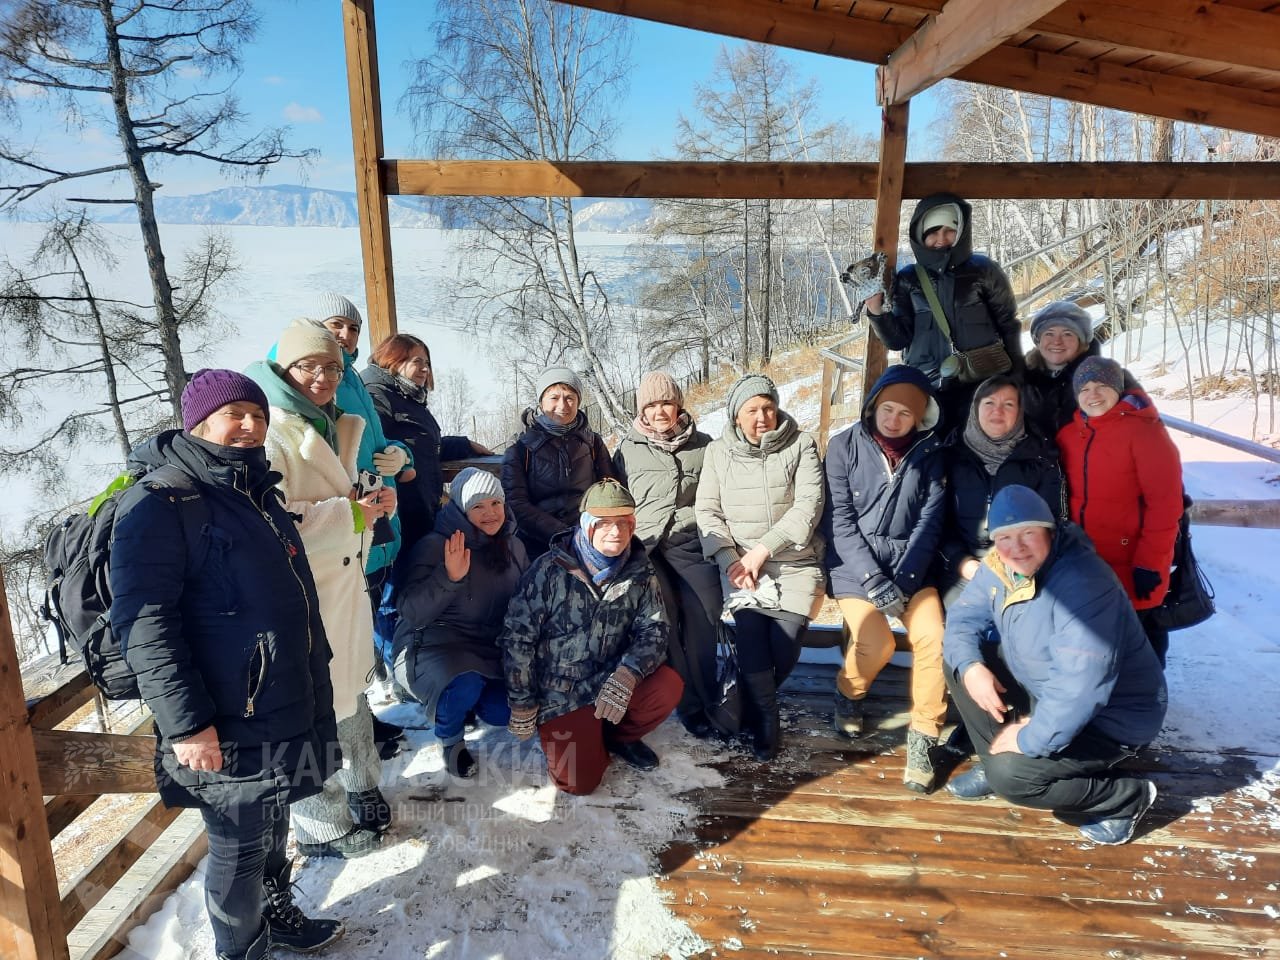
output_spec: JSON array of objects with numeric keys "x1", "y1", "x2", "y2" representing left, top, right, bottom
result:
[{"x1": 12, "y1": 1, "x2": 944, "y2": 198}]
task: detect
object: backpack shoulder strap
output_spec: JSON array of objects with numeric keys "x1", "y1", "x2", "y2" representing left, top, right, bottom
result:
[
  {"x1": 138, "y1": 465, "x2": 211, "y2": 556},
  {"x1": 913, "y1": 262, "x2": 954, "y2": 343}
]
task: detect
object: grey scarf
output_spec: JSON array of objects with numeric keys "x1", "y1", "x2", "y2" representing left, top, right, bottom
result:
[{"x1": 962, "y1": 409, "x2": 1026, "y2": 476}]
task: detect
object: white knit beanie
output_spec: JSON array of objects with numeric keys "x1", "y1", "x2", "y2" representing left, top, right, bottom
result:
[
  {"x1": 451, "y1": 467, "x2": 505, "y2": 514},
  {"x1": 306, "y1": 292, "x2": 363, "y2": 329}
]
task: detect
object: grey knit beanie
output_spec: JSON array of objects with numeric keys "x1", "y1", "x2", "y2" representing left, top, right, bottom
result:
[
  {"x1": 276, "y1": 320, "x2": 343, "y2": 370},
  {"x1": 1031, "y1": 301, "x2": 1093, "y2": 346},
  {"x1": 306, "y1": 292, "x2": 363, "y2": 329},
  {"x1": 450, "y1": 467, "x2": 505, "y2": 514},
  {"x1": 726, "y1": 373, "x2": 778, "y2": 422},
  {"x1": 535, "y1": 365, "x2": 583, "y2": 403}
]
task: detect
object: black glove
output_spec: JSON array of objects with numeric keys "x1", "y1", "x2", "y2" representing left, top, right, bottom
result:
[
  {"x1": 1133, "y1": 567, "x2": 1162, "y2": 601},
  {"x1": 867, "y1": 578, "x2": 907, "y2": 620}
]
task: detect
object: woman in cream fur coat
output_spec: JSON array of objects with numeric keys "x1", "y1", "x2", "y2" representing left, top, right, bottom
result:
[{"x1": 246, "y1": 322, "x2": 394, "y2": 859}]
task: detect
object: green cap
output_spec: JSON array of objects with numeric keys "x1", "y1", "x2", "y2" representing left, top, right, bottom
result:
[{"x1": 579, "y1": 478, "x2": 635, "y2": 518}]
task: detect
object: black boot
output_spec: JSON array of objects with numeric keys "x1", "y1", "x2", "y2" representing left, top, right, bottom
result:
[
  {"x1": 740, "y1": 670, "x2": 781, "y2": 762},
  {"x1": 347, "y1": 787, "x2": 392, "y2": 834},
  {"x1": 263, "y1": 873, "x2": 345, "y2": 953}
]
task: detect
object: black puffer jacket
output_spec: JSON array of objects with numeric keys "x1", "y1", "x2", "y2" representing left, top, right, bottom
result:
[
  {"x1": 110, "y1": 430, "x2": 339, "y2": 811},
  {"x1": 391, "y1": 499, "x2": 528, "y2": 719},
  {"x1": 361, "y1": 362, "x2": 472, "y2": 554},
  {"x1": 937, "y1": 427, "x2": 1065, "y2": 600},
  {"x1": 501, "y1": 409, "x2": 615, "y2": 559},
  {"x1": 870, "y1": 193, "x2": 1023, "y2": 400}
]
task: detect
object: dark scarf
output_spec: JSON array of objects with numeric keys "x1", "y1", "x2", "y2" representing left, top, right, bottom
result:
[
  {"x1": 573, "y1": 526, "x2": 630, "y2": 586},
  {"x1": 392, "y1": 370, "x2": 429, "y2": 406},
  {"x1": 963, "y1": 411, "x2": 1026, "y2": 476},
  {"x1": 634, "y1": 410, "x2": 695, "y2": 453},
  {"x1": 535, "y1": 409, "x2": 585, "y2": 437},
  {"x1": 872, "y1": 429, "x2": 917, "y2": 471}
]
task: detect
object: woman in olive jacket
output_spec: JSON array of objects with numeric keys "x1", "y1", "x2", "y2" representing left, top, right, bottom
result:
[{"x1": 613, "y1": 371, "x2": 723, "y2": 738}]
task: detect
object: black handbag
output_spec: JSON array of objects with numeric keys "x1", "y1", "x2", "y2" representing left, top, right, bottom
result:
[
  {"x1": 1147, "y1": 494, "x2": 1216, "y2": 632},
  {"x1": 705, "y1": 621, "x2": 743, "y2": 737}
]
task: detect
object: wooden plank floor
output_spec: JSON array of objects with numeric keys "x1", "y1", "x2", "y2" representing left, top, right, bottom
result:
[{"x1": 657, "y1": 663, "x2": 1280, "y2": 959}]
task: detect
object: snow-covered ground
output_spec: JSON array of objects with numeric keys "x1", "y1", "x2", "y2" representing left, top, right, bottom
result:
[{"x1": 119, "y1": 324, "x2": 1280, "y2": 959}]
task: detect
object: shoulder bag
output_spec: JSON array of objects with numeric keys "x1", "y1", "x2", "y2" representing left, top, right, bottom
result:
[
  {"x1": 914, "y1": 264, "x2": 1012, "y2": 384},
  {"x1": 1147, "y1": 493, "x2": 1216, "y2": 631}
]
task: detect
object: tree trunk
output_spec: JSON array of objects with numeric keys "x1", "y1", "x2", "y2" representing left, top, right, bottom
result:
[
  {"x1": 98, "y1": 0, "x2": 185, "y2": 423},
  {"x1": 65, "y1": 240, "x2": 131, "y2": 461}
]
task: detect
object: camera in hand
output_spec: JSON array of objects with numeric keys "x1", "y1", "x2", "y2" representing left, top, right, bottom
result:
[{"x1": 355, "y1": 469, "x2": 396, "y2": 547}]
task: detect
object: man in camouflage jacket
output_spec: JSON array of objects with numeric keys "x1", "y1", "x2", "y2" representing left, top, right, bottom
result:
[{"x1": 501, "y1": 480, "x2": 684, "y2": 794}]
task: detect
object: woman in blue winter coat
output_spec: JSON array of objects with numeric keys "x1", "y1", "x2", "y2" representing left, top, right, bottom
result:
[
  {"x1": 392, "y1": 468, "x2": 528, "y2": 779},
  {"x1": 823, "y1": 364, "x2": 948, "y2": 793},
  {"x1": 937, "y1": 375, "x2": 1065, "y2": 607},
  {"x1": 110, "y1": 370, "x2": 344, "y2": 960}
]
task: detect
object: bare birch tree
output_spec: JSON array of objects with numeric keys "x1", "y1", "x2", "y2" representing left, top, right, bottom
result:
[
  {"x1": 0, "y1": 0, "x2": 308, "y2": 419},
  {"x1": 402, "y1": 0, "x2": 634, "y2": 431}
]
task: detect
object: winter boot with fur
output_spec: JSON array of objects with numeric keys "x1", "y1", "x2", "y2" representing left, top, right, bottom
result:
[{"x1": 833, "y1": 690, "x2": 865, "y2": 738}]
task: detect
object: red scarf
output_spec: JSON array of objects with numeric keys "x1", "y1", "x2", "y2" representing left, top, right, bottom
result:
[{"x1": 872, "y1": 428, "x2": 916, "y2": 470}]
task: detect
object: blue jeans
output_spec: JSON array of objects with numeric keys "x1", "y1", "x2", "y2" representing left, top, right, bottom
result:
[
  {"x1": 434, "y1": 671, "x2": 511, "y2": 745},
  {"x1": 198, "y1": 782, "x2": 290, "y2": 960}
]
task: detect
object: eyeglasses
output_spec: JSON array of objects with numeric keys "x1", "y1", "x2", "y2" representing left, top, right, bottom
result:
[{"x1": 290, "y1": 361, "x2": 344, "y2": 381}]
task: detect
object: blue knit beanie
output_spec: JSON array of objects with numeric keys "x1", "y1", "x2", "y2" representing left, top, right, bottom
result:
[
  {"x1": 1072, "y1": 356, "x2": 1125, "y2": 397},
  {"x1": 987, "y1": 485, "x2": 1056, "y2": 539}
]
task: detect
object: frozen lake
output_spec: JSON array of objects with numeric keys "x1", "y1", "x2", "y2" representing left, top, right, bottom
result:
[{"x1": 0, "y1": 221, "x2": 646, "y2": 531}]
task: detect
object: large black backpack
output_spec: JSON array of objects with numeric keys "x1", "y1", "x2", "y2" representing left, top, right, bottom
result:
[{"x1": 39, "y1": 464, "x2": 208, "y2": 700}]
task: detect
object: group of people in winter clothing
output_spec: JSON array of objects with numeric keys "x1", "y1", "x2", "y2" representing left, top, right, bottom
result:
[{"x1": 103, "y1": 198, "x2": 1188, "y2": 958}]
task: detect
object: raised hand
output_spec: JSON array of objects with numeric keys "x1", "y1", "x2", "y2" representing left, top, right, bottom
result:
[{"x1": 443, "y1": 529, "x2": 471, "y2": 582}]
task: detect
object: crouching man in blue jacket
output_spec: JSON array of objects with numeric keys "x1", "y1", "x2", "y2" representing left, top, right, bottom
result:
[{"x1": 941, "y1": 485, "x2": 1167, "y2": 845}]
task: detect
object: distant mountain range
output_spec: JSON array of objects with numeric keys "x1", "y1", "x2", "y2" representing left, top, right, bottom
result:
[{"x1": 90, "y1": 184, "x2": 656, "y2": 233}]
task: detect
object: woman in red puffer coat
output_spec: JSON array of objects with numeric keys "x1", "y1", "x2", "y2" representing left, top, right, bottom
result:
[{"x1": 1057, "y1": 356, "x2": 1183, "y2": 667}]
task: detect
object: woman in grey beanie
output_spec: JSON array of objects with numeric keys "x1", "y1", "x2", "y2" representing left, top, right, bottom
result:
[
  {"x1": 501, "y1": 365, "x2": 616, "y2": 560},
  {"x1": 1024, "y1": 300, "x2": 1139, "y2": 434},
  {"x1": 694, "y1": 374, "x2": 825, "y2": 761}
]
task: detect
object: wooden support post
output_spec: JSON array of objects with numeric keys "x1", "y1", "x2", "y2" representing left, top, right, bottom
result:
[
  {"x1": 342, "y1": 0, "x2": 398, "y2": 346},
  {"x1": 863, "y1": 100, "x2": 910, "y2": 396},
  {"x1": 0, "y1": 568, "x2": 70, "y2": 960},
  {"x1": 817, "y1": 357, "x2": 835, "y2": 456}
]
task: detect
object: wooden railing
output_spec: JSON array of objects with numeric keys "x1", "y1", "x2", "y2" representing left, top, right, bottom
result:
[{"x1": 2, "y1": 574, "x2": 206, "y2": 960}]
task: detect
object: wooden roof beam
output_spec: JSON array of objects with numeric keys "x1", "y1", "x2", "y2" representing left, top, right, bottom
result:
[
  {"x1": 552, "y1": 0, "x2": 1280, "y2": 138},
  {"x1": 386, "y1": 159, "x2": 1280, "y2": 201},
  {"x1": 551, "y1": 0, "x2": 909, "y2": 63},
  {"x1": 877, "y1": 0, "x2": 1067, "y2": 106},
  {"x1": 1035, "y1": 1, "x2": 1280, "y2": 78}
]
